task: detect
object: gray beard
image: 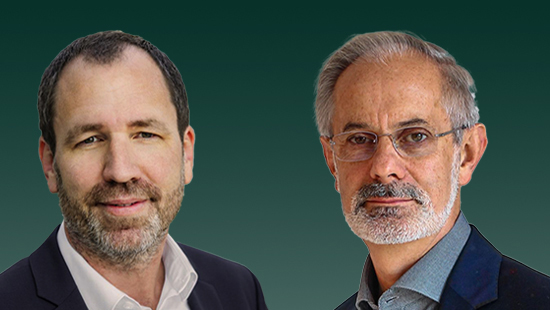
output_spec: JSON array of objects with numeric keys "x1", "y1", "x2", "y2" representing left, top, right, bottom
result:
[
  {"x1": 56, "y1": 163, "x2": 184, "y2": 271},
  {"x1": 344, "y1": 152, "x2": 460, "y2": 244}
]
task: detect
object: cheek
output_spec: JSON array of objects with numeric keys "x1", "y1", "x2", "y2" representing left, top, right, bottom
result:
[
  {"x1": 408, "y1": 156, "x2": 454, "y2": 207},
  {"x1": 336, "y1": 164, "x2": 368, "y2": 213},
  {"x1": 140, "y1": 147, "x2": 183, "y2": 187},
  {"x1": 57, "y1": 157, "x2": 103, "y2": 197}
]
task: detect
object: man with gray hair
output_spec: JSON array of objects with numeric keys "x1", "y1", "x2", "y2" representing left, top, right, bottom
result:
[
  {"x1": 316, "y1": 31, "x2": 550, "y2": 309},
  {"x1": 0, "y1": 31, "x2": 268, "y2": 310}
]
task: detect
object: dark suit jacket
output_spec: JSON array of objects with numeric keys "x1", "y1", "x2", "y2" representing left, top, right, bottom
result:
[
  {"x1": 335, "y1": 226, "x2": 550, "y2": 309},
  {"x1": 0, "y1": 226, "x2": 268, "y2": 310}
]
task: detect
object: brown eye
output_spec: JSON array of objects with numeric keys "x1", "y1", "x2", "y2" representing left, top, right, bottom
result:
[
  {"x1": 348, "y1": 133, "x2": 375, "y2": 145},
  {"x1": 407, "y1": 132, "x2": 427, "y2": 143}
]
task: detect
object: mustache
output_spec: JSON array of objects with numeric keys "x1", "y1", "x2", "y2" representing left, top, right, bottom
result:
[
  {"x1": 354, "y1": 182, "x2": 429, "y2": 212},
  {"x1": 83, "y1": 180, "x2": 162, "y2": 206}
]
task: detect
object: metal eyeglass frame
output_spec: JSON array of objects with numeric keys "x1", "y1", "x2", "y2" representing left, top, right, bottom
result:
[{"x1": 327, "y1": 124, "x2": 470, "y2": 162}]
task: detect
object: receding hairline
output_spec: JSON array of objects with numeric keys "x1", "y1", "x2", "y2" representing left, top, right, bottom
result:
[
  {"x1": 335, "y1": 53, "x2": 450, "y2": 130},
  {"x1": 53, "y1": 45, "x2": 172, "y2": 112},
  {"x1": 57, "y1": 45, "x2": 162, "y2": 83},
  {"x1": 51, "y1": 46, "x2": 176, "y2": 136},
  {"x1": 335, "y1": 50, "x2": 444, "y2": 88},
  {"x1": 325, "y1": 50, "x2": 454, "y2": 134}
]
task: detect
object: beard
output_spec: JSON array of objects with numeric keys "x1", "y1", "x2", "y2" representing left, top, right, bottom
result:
[
  {"x1": 344, "y1": 152, "x2": 460, "y2": 245},
  {"x1": 56, "y1": 163, "x2": 184, "y2": 270}
]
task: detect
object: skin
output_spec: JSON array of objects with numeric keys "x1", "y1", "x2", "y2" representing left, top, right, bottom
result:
[
  {"x1": 38, "y1": 46, "x2": 195, "y2": 309},
  {"x1": 320, "y1": 53, "x2": 487, "y2": 293}
]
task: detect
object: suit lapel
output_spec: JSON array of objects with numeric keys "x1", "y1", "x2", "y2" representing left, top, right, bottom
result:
[
  {"x1": 54, "y1": 289, "x2": 89, "y2": 310},
  {"x1": 439, "y1": 226, "x2": 501, "y2": 309},
  {"x1": 180, "y1": 244, "x2": 223, "y2": 309},
  {"x1": 29, "y1": 226, "x2": 88, "y2": 309},
  {"x1": 187, "y1": 280, "x2": 223, "y2": 310},
  {"x1": 439, "y1": 286, "x2": 475, "y2": 310}
]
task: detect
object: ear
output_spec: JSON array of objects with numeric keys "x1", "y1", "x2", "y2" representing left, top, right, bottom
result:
[
  {"x1": 320, "y1": 136, "x2": 340, "y2": 192},
  {"x1": 38, "y1": 137, "x2": 58, "y2": 193},
  {"x1": 458, "y1": 123, "x2": 488, "y2": 186},
  {"x1": 183, "y1": 126, "x2": 196, "y2": 185}
]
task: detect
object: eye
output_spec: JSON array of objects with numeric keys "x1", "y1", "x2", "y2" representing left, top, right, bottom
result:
[
  {"x1": 399, "y1": 128, "x2": 432, "y2": 144},
  {"x1": 347, "y1": 133, "x2": 376, "y2": 145},
  {"x1": 77, "y1": 136, "x2": 100, "y2": 146},
  {"x1": 406, "y1": 132, "x2": 427, "y2": 143},
  {"x1": 136, "y1": 132, "x2": 158, "y2": 139}
]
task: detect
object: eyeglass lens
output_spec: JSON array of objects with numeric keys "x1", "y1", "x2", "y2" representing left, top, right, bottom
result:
[{"x1": 333, "y1": 127, "x2": 439, "y2": 161}]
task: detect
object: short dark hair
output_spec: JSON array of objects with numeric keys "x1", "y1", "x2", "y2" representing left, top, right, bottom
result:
[{"x1": 38, "y1": 30, "x2": 189, "y2": 154}]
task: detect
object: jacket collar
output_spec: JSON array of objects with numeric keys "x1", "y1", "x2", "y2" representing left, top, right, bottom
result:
[
  {"x1": 187, "y1": 280, "x2": 223, "y2": 309},
  {"x1": 439, "y1": 225, "x2": 501, "y2": 309},
  {"x1": 339, "y1": 226, "x2": 502, "y2": 310},
  {"x1": 29, "y1": 225, "x2": 87, "y2": 309},
  {"x1": 182, "y1": 245, "x2": 223, "y2": 310},
  {"x1": 28, "y1": 226, "x2": 226, "y2": 310}
]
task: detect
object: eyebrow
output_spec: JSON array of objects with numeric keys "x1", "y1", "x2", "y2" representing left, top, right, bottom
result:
[
  {"x1": 128, "y1": 118, "x2": 169, "y2": 132},
  {"x1": 341, "y1": 118, "x2": 429, "y2": 133},
  {"x1": 396, "y1": 118, "x2": 429, "y2": 128},
  {"x1": 65, "y1": 123, "x2": 103, "y2": 145},
  {"x1": 342, "y1": 122, "x2": 371, "y2": 133}
]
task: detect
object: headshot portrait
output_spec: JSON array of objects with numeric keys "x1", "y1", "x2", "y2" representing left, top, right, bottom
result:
[
  {"x1": 0, "y1": 31, "x2": 268, "y2": 309},
  {"x1": 0, "y1": 2, "x2": 549, "y2": 309},
  {"x1": 316, "y1": 31, "x2": 550, "y2": 309}
]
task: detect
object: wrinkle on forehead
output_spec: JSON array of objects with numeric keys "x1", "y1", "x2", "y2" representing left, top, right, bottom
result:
[{"x1": 332, "y1": 53, "x2": 449, "y2": 134}]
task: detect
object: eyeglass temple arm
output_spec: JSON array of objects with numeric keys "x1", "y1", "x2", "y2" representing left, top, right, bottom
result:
[{"x1": 434, "y1": 124, "x2": 470, "y2": 137}]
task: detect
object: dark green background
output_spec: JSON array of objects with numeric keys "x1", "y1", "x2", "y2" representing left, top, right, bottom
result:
[{"x1": 1, "y1": 2, "x2": 548, "y2": 309}]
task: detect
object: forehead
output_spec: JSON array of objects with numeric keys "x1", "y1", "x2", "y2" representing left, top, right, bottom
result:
[
  {"x1": 332, "y1": 53, "x2": 449, "y2": 133},
  {"x1": 53, "y1": 46, "x2": 176, "y2": 131}
]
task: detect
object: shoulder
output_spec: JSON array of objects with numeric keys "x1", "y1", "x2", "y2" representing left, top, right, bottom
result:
[
  {"x1": 178, "y1": 243, "x2": 264, "y2": 290},
  {"x1": 0, "y1": 226, "x2": 82, "y2": 309},
  {"x1": 179, "y1": 243, "x2": 258, "y2": 283},
  {"x1": 0, "y1": 255, "x2": 34, "y2": 290},
  {"x1": 178, "y1": 243, "x2": 268, "y2": 309},
  {"x1": 0, "y1": 256, "x2": 48, "y2": 309},
  {"x1": 460, "y1": 226, "x2": 550, "y2": 308},
  {"x1": 497, "y1": 255, "x2": 550, "y2": 302},
  {"x1": 334, "y1": 292, "x2": 358, "y2": 310}
]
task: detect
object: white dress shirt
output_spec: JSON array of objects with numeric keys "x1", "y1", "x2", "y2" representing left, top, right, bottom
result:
[{"x1": 57, "y1": 222, "x2": 198, "y2": 310}]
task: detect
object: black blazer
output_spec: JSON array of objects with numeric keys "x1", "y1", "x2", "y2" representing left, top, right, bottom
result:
[
  {"x1": 0, "y1": 226, "x2": 268, "y2": 310},
  {"x1": 335, "y1": 226, "x2": 550, "y2": 310}
]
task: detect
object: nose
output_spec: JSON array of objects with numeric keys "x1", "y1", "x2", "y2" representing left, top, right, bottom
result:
[
  {"x1": 102, "y1": 138, "x2": 141, "y2": 184},
  {"x1": 369, "y1": 135, "x2": 406, "y2": 183}
]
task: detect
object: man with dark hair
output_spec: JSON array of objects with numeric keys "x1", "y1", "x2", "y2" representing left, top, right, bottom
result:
[
  {"x1": 0, "y1": 31, "x2": 268, "y2": 310},
  {"x1": 316, "y1": 31, "x2": 550, "y2": 309}
]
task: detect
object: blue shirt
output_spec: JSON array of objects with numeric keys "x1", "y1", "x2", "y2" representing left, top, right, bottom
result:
[{"x1": 356, "y1": 212, "x2": 471, "y2": 309}]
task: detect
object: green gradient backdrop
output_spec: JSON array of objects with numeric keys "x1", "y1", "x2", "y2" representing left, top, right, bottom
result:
[{"x1": 1, "y1": 2, "x2": 548, "y2": 309}]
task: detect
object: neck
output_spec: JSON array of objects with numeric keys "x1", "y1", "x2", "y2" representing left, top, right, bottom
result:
[
  {"x1": 66, "y1": 227, "x2": 167, "y2": 310},
  {"x1": 365, "y1": 207, "x2": 460, "y2": 292}
]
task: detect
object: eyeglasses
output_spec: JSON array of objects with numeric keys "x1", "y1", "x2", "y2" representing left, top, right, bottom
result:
[{"x1": 328, "y1": 125, "x2": 468, "y2": 162}]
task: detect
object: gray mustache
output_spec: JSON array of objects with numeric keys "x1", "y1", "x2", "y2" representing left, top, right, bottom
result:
[{"x1": 354, "y1": 182, "x2": 428, "y2": 212}]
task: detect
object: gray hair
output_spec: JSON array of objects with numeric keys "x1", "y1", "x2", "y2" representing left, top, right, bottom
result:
[{"x1": 315, "y1": 31, "x2": 479, "y2": 142}]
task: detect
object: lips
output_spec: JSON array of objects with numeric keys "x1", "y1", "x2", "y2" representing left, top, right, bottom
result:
[
  {"x1": 99, "y1": 199, "x2": 148, "y2": 207},
  {"x1": 98, "y1": 198, "x2": 149, "y2": 216},
  {"x1": 366, "y1": 198, "x2": 413, "y2": 204}
]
